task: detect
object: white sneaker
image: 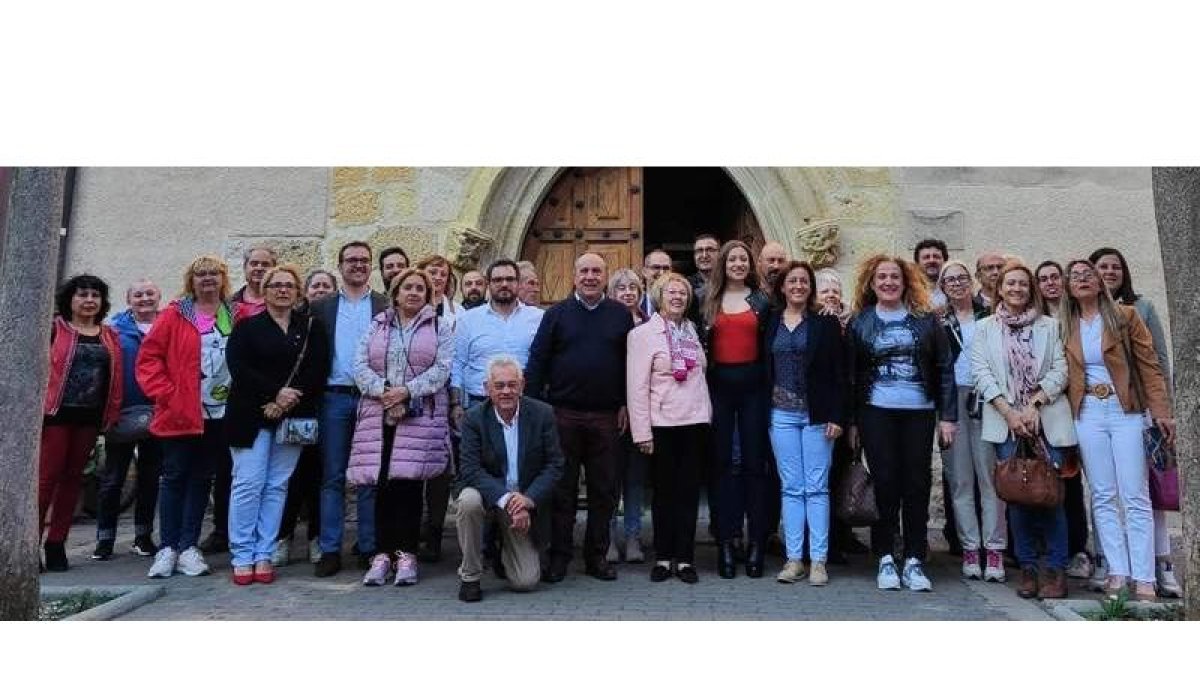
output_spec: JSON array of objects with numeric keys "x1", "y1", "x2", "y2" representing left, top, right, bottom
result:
[
  {"x1": 176, "y1": 546, "x2": 211, "y2": 576},
  {"x1": 605, "y1": 538, "x2": 620, "y2": 563},
  {"x1": 1156, "y1": 560, "x2": 1182, "y2": 598},
  {"x1": 148, "y1": 547, "x2": 178, "y2": 578},
  {"x1": 308, "y1": 539, "x2": 322, "y2": 564},
  {"x1": 983, "y1": 550, "x2": 1006, "y2": 583},
  {"x1": 961, "y1": 550, "x2": 982, "y2": 580},
  {"x1": 877, "y1": 555, "x2": 901, "y2": 590},
  {"x1": 902, "y1": 558, "x2": 933, "y2": 592},
  {"x1": 362, "y1": 553, "x2": 392, "y2": 586},
  {"x1": 1066, "y1": 552, "x2": 1094, "y2": 579},
  {"x1": 272, "y1": 538, "x2": 292, "y2": 567},
  {"x1": 625, "y1": 538, "x2": 644, "y2": 563}
]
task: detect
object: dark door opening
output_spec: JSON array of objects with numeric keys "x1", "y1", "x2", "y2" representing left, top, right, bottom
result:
[{"x1": 643, "y1": 167, "x2": 761, "y2": 276}]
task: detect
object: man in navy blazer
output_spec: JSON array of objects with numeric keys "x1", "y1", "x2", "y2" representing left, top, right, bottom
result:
[{"x1": 455, "y1": 356, "x2": 564, "y2": 602}]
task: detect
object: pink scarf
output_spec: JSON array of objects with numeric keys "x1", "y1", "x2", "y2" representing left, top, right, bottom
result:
[{"x1": 996, "y1": 303, "x2": 1039, "y2": 407}]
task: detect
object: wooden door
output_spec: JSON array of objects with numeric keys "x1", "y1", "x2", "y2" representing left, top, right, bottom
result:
[{"x1": 521, "y1": 167, "x2": 643, "y2": 305}]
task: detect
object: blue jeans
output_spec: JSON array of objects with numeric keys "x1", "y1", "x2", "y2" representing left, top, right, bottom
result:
[
  {"x1": 994, "y1": 438, "x2": 1067, "y2": 571},
  {"x1": 768, "y1": 409, "x2": 833, "y2": 561},
  {"x1": 158, "y1": 419, "x2": 222, "y2": 552},
  {"x1": 611, "y1": 436, "x2": 646, "y2": 538},
  {"x1": 229, "y1": 429, "x2": 302, "y2": 567},
  {"x1": 318, "y1": 391, "x2": 375, "y2": 555}
]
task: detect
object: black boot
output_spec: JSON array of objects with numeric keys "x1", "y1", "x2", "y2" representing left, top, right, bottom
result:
[
  {"x1": 44, "y1": 542, "x2": 69, "y2": 572},
  {"x1": 718, "y1": 541, "x2": 737, "y2": 579},
  {"x1": 746, "y1": 541, "x2": 765, "y2": 578}
]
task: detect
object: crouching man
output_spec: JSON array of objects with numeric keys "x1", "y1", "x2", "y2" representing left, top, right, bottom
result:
[{"x1": 455, "y1": 355, "x2": 563, "y2": 602}]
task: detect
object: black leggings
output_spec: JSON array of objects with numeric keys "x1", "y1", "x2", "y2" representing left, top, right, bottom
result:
[
  {"x1": 859, "y1": 406, "x2": 936, "y2": 562},
  {"x1": 377, "y1": 424, "x2": 427, "y2": 554},
  {"x1": 278, "y1": 444, "x2": 321, "y2": 541}
]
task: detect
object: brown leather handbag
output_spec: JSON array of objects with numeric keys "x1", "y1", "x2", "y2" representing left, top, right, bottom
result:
[
  {"x1": 836, "y1": 447, "x2": 880, "y2": 526},
  {"x1": 994, "y1": 433, "x2": 1063, "y2": 509}
]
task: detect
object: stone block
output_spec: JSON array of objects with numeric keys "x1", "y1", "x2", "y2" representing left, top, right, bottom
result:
[
  {"x1": 333, "y1": 190, "x2": 381, "y2": 226},
  {"x1": 444, "y1": 225, "x2": 494, "y2": 271},
  {"x1": 391, "y1": 181, "x2": 418, "y2": 220},
  {"x1": 332, "y1": 167, "x2": 368, "y2": 189},
  {"x1": 370, "y1": 167, "x2": 414, "y2": 184},
  {"x1": 418, "y1": 168, "x2": 472, "y2": 222},
  {"x1": 909, "y1": 209, "x2": 966, "y2": 250},
  {"x1": 224, "y1": 237, "x2": 324, "y2": 288}
]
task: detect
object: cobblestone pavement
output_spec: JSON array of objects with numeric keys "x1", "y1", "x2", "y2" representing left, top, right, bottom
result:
[{"x1": 43, "y1": 511, "x2": 1073, "y2": 621}]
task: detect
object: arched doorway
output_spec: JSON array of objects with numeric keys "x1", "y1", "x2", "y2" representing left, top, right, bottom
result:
[{"x1": 519, "y1": 167, "x2": 763, "y2": 305}]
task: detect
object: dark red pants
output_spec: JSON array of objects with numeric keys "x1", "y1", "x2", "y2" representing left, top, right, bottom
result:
[
  {"x1": 550, "y1": 407, "x2": 620, "y2": 565},
  {"x1": 39, "y1": 423, "x2": 100, "y2": 543}
]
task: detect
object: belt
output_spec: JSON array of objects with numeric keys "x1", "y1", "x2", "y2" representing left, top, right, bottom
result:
[
  {"x1": 326, "y1": 385, "x2": 359, "y2": 395},
  {"x1": 1087, "y1": 383, "x2": 1114, "y2": 400}
]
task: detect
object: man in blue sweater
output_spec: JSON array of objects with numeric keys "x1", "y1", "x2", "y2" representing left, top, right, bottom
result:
[{"x1": 525, "y1": 252, "x2": 634, "y2": 582}]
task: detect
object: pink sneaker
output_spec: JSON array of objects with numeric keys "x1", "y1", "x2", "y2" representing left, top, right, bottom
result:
[
  {"x1": 961, "y1": 550, "x2": 981, "y2": 580},
  {"x1": 362, "y1": 553, "x2": 392, "y2": 586},
  {"x1": 984, "y1": 550, "x2": 1006, "y2": 582},
  {"x1": 393, "y1": 551, "x2": 419, "y2": 586}
]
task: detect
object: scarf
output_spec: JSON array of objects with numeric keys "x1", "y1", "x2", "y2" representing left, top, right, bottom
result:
[
  {"x1": 995, "y1": 303, "x2": 1039, "y2": 406},
  {"x1": 664, "y1": 316, "x2": 701, "y2": 381}
]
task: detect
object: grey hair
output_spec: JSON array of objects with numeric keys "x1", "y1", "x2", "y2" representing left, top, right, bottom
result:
[
  {"x1": 606, "y1": 267, "x2": 643, "y2": 299},
  {"x1": 517, "y1": 260, "x2": 537, "y2": 278},
  {"x1": 243, "y1": 245, "x2": 278, "y2": 265},
  {"x1": 814, "y1": 267, "x2": 842, "y2": 290},
  {"x1": 485, "y1": 354, "x2": 524, "y2": 382},
  {"x1": 126, "y1": 277, "x2": 160, "y2": 295}
]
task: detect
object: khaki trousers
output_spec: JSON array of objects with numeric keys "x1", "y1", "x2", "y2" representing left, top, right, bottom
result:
[{"x1": 456, "y1": 487, "x2": 541, "y2": 590}]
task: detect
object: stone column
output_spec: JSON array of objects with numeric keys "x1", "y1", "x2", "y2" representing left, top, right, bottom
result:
[
  {"x1": 0, "y1": 168, "x2": 65, "y2": 620},
  {"x1": 1151, "y1": 167, "x2": 1199, "y2": 619}
]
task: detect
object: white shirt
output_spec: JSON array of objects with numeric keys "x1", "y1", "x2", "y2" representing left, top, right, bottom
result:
[
  {"x1": 1080, "y1": 314, "x2": 1114, "y2": 386},
  {"x1": 495, "y1": 404, "x2": 521, "y2": 509}
]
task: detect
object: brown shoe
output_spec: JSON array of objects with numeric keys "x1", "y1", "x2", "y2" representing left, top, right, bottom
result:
[
  {"x1": 1038, "y1": 568, "x2": 1067, "y2": 599},
  {"x1": 1017, "y1": 566, "x2": 1039, "y2": 599}
]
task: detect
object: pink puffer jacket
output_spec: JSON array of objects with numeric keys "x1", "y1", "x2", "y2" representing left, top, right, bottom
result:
[{"x1": 347, "y1": 306, "x2": 450, "y2": 485}]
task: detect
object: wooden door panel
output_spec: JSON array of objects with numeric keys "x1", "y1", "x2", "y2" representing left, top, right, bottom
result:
[
  {"x1": 587, "y1": 242, "x2": 631, "y2": 274},
  {"x1": 533, "y1": 243, "x2": 577, "y2": 305},
  {"x1": 523, "y1": 167, "x2": 643, "y2": 306}
]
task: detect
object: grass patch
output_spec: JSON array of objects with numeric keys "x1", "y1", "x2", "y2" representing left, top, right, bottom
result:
[
  {"x1": 39, "y1": 591, "x2": 120, "y2": 621},
  {"x1": 1078, "y1": 589, "x2": 1184, "y2": 621}
]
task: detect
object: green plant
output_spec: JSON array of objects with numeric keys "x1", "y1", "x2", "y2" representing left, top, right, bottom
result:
[
  {"x1": 1095, "y1": 588, "x2": 1133, "y2": 621},
  {"x1": 38, "y1": 590, "x2": 118, "y2": 621}
]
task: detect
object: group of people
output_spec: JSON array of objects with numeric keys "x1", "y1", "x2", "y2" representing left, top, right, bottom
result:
[{"x1": 37, "y1": 230, "x2": 1181, "y2": 604}]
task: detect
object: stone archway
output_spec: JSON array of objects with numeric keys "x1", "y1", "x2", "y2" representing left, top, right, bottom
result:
[{"x1": 473, "y1": 167, "x2": 833, "y2": 265}]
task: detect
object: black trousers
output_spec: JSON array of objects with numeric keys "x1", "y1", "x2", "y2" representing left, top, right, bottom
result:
[
  {"x1": 1063, "y1": 472, "x2": 1088, "y2": 558},
  {"x1": 650, "y1": 424, "x2": 706, "y2": 564},
  {"x1": 278, "y1": 443, "x2": 321, "y2": 541},
  {"x1": 549, "y1": 407, "x2": 620, "y2": 565},
  {"x1": 209, "y1": 432, "x2": 233, "y2": 538},
  {"x1": 710, "y1": 363, "x2": 770, "y2": 544},
  {"x1": 96, "y1": 437, "x2": 163, "y2": 540},
  {"x1": 859, "y1": 406, "x2": 937, "y2": 562},
  {"x1": 376, "y1": 424, "x2": 425, "y2": 554}
]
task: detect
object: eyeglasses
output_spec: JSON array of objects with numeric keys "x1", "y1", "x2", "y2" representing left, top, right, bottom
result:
[
  {"x1": 1069, "y1": 271, "x2": 1096, "y2": 282},
  {"x1": 489, "y1": 275, "x2": 518, "y2": 284},
  {"x1": 694, "y1": 246, "x2": 719, "y2": 254},
  {"x1": 265, "y1": 282, "x2": 297, "y2": 290},
  {"x1": 342, "y1": 257, "x2": 371, "y2": 266},
  {"x1": 942, "y1": 275, "x2": 971, "y2": 286},
  {"x1": 193, "y1": 270, "x2": 222, "y2": 278}
]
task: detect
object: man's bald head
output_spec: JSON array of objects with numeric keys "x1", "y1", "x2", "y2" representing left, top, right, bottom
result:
[
  {"x1": 758, "y1": 241, "x2": 790, "y2": 287},
  {"x1": 574, "y1": 252, "x2": 608, "y2": 303}
]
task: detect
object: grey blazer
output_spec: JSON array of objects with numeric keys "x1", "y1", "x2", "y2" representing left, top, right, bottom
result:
[{"x1": 456, "y1": 396, "x2": 564, "y2": 543}]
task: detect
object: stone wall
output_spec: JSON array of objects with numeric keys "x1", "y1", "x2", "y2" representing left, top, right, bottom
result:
[{"x1": 65, "y1": 167, "x2": 1165, "y2": 342}]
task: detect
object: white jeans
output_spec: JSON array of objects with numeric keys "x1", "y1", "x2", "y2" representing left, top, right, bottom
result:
[{"x1": 1076, "y1": 396, "x2": 1153, "y2": 582}]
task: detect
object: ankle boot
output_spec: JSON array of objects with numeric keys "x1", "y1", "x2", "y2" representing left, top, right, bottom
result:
[
  {"x1": 44, "y1": 541, "x2": 69, "y2": 572},
  {"x1": 718, "y1": 541, "x2": 737, "y2": 579},
  {"x1": 746, "y1": 541, "x2": 765, "y2": 578}
]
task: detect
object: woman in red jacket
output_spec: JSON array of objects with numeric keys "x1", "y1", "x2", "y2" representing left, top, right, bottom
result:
[
  {"x1": 41, "y1": 274, "x2": 123, "y2": 572},
  {"x1": 137, "y1": 255, "x2": 237, "y2": 579}
]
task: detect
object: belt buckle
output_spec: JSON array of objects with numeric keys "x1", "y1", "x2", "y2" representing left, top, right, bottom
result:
[{"x1": 1090, "y1": 383, "x2": 1113, "y2": 399}]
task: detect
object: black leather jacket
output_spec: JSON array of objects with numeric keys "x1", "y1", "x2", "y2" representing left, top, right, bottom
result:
[{"x1": 847, "y1": 306, "x2": 957, "y2": 423}]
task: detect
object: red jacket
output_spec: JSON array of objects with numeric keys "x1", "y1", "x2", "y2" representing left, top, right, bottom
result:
[
  {"x1": 44, "y1": 316, "x2": 124, "y2": 430},
  {"x1": 136, "y1": 298, "x2": 237, "y2": 438}
]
